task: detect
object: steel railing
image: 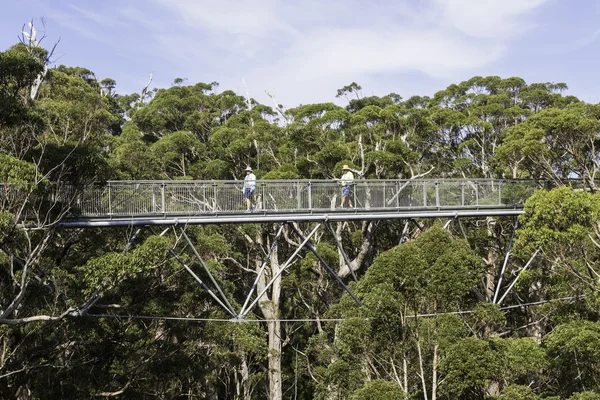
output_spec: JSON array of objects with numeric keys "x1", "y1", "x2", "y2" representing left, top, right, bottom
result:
[{"x1": 69, "y1": 179, "x2": 540, "y2": 218}]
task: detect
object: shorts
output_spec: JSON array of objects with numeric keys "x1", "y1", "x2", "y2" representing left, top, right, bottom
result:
[
  {"x1": 244, "y1": 188, "x2": 254, "y2": 199},
  {"x1": 342, "y1": 185, "x2": 351, "y2": 197}
]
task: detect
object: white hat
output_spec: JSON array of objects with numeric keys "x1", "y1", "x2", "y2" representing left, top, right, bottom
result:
[
  {"x1": 342, "y1": 165, "x2": 350, "y2": 170},
  {"x1": 245, "y1": 166, "x2": 253, "y2": 171}
]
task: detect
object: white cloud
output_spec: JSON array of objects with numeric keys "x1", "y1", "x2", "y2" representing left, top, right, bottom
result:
[
  {"x1": 66, "y1": 4, "x2": 119, "y2": 27},
  {"x1": 59, "y1": 0, "x2": 551, "y2": 105},
  {"x1": 434, "y1": 0, "x2": 549, "y2": 39},
  {"x1": 149, "y1": 0, "x2": 296, "y2": 37}
]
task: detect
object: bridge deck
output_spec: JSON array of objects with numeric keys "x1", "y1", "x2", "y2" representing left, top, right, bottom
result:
[{"x1": 59, "y1": 179, "x2": 535, "y2": 227}]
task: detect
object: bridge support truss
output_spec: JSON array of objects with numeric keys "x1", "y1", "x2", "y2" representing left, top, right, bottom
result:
[{"x1": 79, "y1": 221, "x2": 364, "y2": 320}]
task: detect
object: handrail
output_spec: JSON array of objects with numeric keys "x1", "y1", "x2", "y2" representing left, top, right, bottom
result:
[{"x1": 70, "y1": 178, "x2": 541, "y2": 218}]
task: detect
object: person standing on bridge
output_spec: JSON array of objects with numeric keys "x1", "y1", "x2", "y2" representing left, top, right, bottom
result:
[
  {"x1": 338, "y1": 165, "x2": 354, "y2": 208},
  {"x1": 243, "y1": 166, "x2": 256, "y2": 211}
]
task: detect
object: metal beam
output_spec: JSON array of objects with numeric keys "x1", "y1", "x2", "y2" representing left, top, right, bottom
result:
[
  {"x1": 181, "y1": 228, "x2": 236, "y2": 314},
  {"x1": 290, "y1": 224, "x2": 361, "y2": 306},
  {"x1": 239, "y1": 224, "x2": 321, "y2": 319},
  {"x1": 239, "y1": 223, "x2": 285, "y2": 316},
  {"x1": 168, "y1": 248, "x2": 237, "y2": 318},
  {"x1": 456, "y1": 217, "x2": 468, "y2": 241},
  {"x1": 57, "y1": 209, "x2": 525, "y2": 228},
  {"x1": 497, "y1": 249, "x2": 540, "y2": 305},
  {"x1": 80, "y1": 228, "x2": 143, "y2": 313},
  {"x1": 493, "y1": 218, "x2": 518, "y2": 304},
  {"x1": 399, "y1": 221, "x2": 410, "y2": 245},
  {"x1": 326, "y1": 221, "x2": 358, "y2": 282}
]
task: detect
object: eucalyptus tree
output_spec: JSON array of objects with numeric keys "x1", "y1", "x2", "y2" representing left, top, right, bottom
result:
[
  {"x1": 132, "y1": 81, "x2": 229, "y2": 142},
  {"x1": 311, "y1": 227, "x2": 483, "y2": 399},
  {"x1": 545, "y1": 320, "x2": 600, "y2": 397},
  {"x1": 5, "y1": 31, "x2": 600, "y2": 399},
  {"x1": 504, "y1": 186, "x2": 600, "y2": 346},
  {"x1": 498, "y1": 103, "x2": 600, "y2": 189},
  {"x1": 0, "y1": 40, "x2": 131, "y2": 399}
]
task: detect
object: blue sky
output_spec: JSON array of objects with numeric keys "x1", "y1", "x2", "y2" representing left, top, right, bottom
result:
[{"x1": 2, "y1": 0, "x2": 600, "y2": 108}]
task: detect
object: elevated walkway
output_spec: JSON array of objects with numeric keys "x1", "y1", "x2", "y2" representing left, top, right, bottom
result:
[{"x1": 60, "y1": 178, "x2": 537, "y2": 227}]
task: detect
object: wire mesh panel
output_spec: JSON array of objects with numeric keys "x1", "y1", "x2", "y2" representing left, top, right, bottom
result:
[
  {"x1": 388, "y1": 181, "x2": 427, "y2": 209},
  {"x1": 460, "y1": 181, "x2": 478, "y2": 207},
  {"x1": 438, "y1": 181, "x2": 464, "y2": 207},
  {"x1": 500, "y1": 180, "x2": 537, "y2": 205},
  {"x1": 162, "y1": 183, "x2": 198, "y2": 214},
  {"x1": 261, "y1": 181, "x2": 307, "y2": 212},
  {"x1": 65, "y1": 179, "x2": 545, "y2": 218},
  {"x1": 310, "y1": 182, "x2": 340, "y2": 210},
  {"x1": 213, "y1": 183, "x2": 244, "y2": 212},
  {"x1": 110, "y1": 183, "x2": 157, "y2": 215},
  {"x1": 353, "y1": 181, "x2": 387, "y2": 209},
  {"x1": 476, "y1": 180, "x2": 502, "y2": 206},
  {"x1": 78, "y1": 186, "x2": 109, "y2": 216},
  {"x1": 423, "y1": 181, "x2": 437, "y2": 207}
]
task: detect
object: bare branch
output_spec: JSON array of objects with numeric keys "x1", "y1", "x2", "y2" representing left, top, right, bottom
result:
[
  {"x1": 265, "y1": 90, "x2": 291, "y2": 125},
  {"x1": 138, "y1": 72, "x2": 153, "y2": 105},
  {"x1": 0, "y1": 306, "x2": 77, "y2": 325}
]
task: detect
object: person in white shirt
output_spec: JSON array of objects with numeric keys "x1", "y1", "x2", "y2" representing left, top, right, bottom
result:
[
  {"x1": 339, "y1": 165, "x2": 354, "y2": 208},
  {"x1": 243, "y1": 166, "x2": 256, "y2": 211}
]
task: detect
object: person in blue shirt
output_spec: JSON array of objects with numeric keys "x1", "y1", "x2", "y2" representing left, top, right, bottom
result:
[{"x1": 243, "y1": 166, "x2": 256, "y2": 211}]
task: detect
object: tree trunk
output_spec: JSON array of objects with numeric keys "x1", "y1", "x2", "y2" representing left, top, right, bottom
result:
[
  {"x1": 236, "y1": 354, "x2": 251, "y2": 400},
  {"x1": 527, "y1": 281, "x2": 545, "y2": 343},
  {"x1": 417, "y1": 339, "x2": 429, "y2": 400},
  {"x1": 336, "y1": 221, "x2": 376, "y2": 278},
  {"x1": 266, "y1": 318, "x2": 282, "y2": 400},
  {"x1": 256, "y1": 232, "x2": 283, "y2": 400},
  {"x1": 30, "y1": 64, "x2": 47, "y2": 101},
  {"x1": 485, "y1": 218, "x2": 498, "y2": 301},
  {"x1": 431, "y1": 343, "x2": 438, "y2": 400}
]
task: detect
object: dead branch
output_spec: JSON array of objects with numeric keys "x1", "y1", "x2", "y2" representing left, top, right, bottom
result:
[
  {"x1": 265, "y1": 90, "x2": 291, "y2": 125},
  {"x1": 137, "y1": 73, "x2": 153, "y2": 106},
  {"x1": 0, "y1": 306, "x2": 77, "y2": 325}
]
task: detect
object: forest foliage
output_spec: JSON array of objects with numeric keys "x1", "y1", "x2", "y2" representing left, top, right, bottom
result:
[{"x1": 2, "y1": 33, "x2": 600, "y2": 400}]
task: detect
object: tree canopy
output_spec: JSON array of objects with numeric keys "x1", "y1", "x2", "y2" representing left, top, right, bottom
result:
[{"x1": 2, "y1": 33, "x2": 600, "y2": 400}]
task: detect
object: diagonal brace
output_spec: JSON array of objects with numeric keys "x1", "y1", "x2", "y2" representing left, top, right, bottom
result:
[
  {"x1": 497, "y1": 248, "x2": 540, "y2": 305},
  {"x1": 239, "y1": 223, "x2": 285, "y2": 316},
  {"x1": 80, "y1": 228, "x2": 143, "y2": 313},
  {"x1": 181, "y1": 228, "x2": 236, "y2": 315},
  {"x1": 291, "y1": 224, "x2": 362, "y2": 306},
  {"x1": 493, "y1": 217, "x2": 518, "y2": 304},
  {"x1": 168, "y1": 247, "x2": 237, "y2": 318},
  {"x1": 326, "y1": 221, "x2": 358, "y2": 282},
  {"x1": 239, "y1": 223, "x2": 321, "y2": 319}
]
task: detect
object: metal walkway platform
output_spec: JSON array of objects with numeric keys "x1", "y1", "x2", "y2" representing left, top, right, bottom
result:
[
  {"x1": 59, "y1": 178, "x2": 536, "y2": 227},
  {"x1": 40, "y1": 179, "x2": 541, "y2": 320}
]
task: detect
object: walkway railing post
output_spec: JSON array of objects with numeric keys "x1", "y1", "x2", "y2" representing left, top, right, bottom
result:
[
  {"x1": 108, "y1": 182, "x2": 112, "y2": 216},
  {"x1": 55, "y1": 178, "x2": 537, "y2": 221},
  {"x1": 152, "y1": 184, "x2": 157, "y2": 213},
  {"x1": 161, "y1": 182, "x2": 166, "y2": 216},
  {"x1": 212, "y1": 183, "x2": 217, "y2": 211}
]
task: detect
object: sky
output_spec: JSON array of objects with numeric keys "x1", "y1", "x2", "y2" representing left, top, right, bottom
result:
[{"x1": 2, "y1": 0, "x2": 600, "y2": 108}]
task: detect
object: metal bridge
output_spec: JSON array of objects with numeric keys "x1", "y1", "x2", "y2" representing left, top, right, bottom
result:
[
  {"x1": 9, "y1": 178, "x2": 544, "y2": 321},
  {"x1": 60, "y1": 178, "x2": 538, "y2": 227}
]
